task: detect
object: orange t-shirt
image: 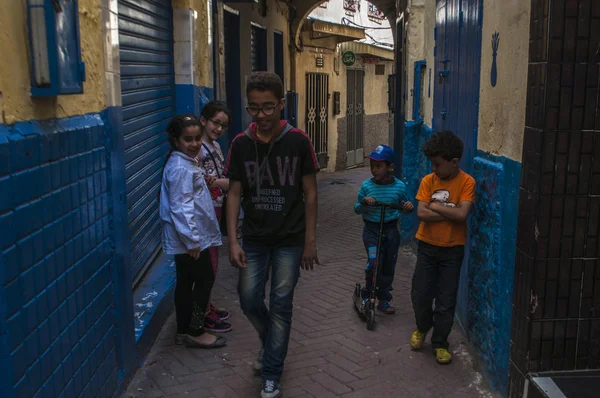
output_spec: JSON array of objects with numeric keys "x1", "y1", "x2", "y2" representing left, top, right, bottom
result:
[{"x1": 415, "y1": 170, "x2": 476, "y2": 247}]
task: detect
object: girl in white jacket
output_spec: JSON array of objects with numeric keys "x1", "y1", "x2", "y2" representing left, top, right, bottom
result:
[{"x1": 159, "y1": 115, "x2": 226, "y2": 348}]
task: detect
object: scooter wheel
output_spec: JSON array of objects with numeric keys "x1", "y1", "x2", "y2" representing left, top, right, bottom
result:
[{"x1": 366, "y1": 309, "x2": 375, "y2": 331}]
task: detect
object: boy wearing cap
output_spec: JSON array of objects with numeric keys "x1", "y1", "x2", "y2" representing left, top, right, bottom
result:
[{"x1": 354, "y1": 145, "x2": 414, "y2": 314}]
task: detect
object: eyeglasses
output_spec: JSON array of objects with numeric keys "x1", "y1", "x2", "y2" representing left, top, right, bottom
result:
[
  {"x1": 209, "y1": 119, "x2": 228, "y2": 130},
  {"x1": 246, "y1": 101, "x2": 281, "y2": 116}
]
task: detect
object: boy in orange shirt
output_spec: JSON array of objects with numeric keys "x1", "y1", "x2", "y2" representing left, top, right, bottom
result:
[{"x1": 409, "y1": 131, "x2": 476, "y2": 365}]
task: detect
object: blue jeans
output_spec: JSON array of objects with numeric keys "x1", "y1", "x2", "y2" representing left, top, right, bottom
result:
[
  {"x1": 361, "y1": 220, "x2": 401, "y2": 301},
  {"x1": 238, "y1": 243, "x2": 302, "y2": 380}
]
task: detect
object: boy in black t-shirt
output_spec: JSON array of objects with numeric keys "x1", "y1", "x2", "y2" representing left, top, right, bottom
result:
[{"x1": 225, "y1": 72, "x2": 319, "y2": 398}]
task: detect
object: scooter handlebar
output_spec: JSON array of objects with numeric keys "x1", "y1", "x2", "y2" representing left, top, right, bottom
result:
[{"x1": 361, "y1": 200, "x2": 407, "y2": 211}]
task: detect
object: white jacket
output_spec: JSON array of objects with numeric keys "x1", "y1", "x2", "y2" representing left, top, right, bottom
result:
[{"x1": 160, "y1": 151, "x2": 222, "y2": 255}]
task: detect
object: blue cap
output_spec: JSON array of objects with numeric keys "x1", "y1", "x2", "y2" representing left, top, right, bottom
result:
[{"x1": 366, "y1": 144, "x2": 395, "y2": 164}]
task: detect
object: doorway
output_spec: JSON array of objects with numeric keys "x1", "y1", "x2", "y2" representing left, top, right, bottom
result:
[
  {"x1": 223, "y1": 8, "x2": 242, "y2": 153},
  {"x1": 305, "y1": 72, "x2": 329, "y2": 168},
  {"x1": 346, "y1": 68, "x2": 365, "y2": 168}
]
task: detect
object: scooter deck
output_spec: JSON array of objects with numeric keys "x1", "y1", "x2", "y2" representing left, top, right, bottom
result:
[{"x1": 353, "y1": 293, "x2": 366, "y2": 316}]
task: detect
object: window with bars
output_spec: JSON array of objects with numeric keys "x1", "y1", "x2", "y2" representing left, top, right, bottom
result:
[
  {"x1": 368, "y1": 3, "x2": 385, "y2": 19},
  {"x1": 344, "y1": 0, "x2": 359, "y2": 12},
  {"x1": 375, "y1": 64, "x2": 386, "y2": 75}
]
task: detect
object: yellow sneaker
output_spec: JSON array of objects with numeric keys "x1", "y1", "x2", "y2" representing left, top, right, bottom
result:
[
  {"x1": 409, "y1": 330, "x2": 425, "y2": 350},
  {"x1": 435, "y1": 348, "x2": 452, "y2": 364}
]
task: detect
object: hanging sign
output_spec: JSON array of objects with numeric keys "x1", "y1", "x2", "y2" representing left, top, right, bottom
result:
[{"x1": 342, "y1": 51, "x2": 356, "y2": 66}]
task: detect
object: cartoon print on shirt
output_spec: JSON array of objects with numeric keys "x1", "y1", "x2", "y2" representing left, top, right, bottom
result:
[{"x1": 431, "y1": 189, "x2": 456, "y2": 208}]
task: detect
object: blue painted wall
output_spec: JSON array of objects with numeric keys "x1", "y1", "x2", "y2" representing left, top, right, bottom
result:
[
  {"x1": 468, "y1": 151, "x2": 521, "y2": 395},
  {"x1": 0, "y1": 79, "x2": 216, "y2": 398},
  {"x1": 175, "y1": 84, "x2": 224, "y2": 153},
  {"x1": 400, "y1": 121, "x2": 432, "y2": 244},
  {"x1": 174, "y1": 84, "x2": 214, "y2": 119},
  {"x1": 432, "y1": 0, "x2": 484, "y2": 333},
  {"x1": 0, "y1": 115, "x2": 127, "y2": 397}
]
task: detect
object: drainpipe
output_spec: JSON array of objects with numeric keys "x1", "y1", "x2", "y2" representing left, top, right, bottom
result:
[
  {"x1": 288, "y1": 4, "x2": 297, "y2": 91},
  {"x1": 394, "y1": 6, "x2": 406, "y2": 179}
]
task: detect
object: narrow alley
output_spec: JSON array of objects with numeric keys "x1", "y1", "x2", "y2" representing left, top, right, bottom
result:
[{"x1": 124, "y1": 168, "x2": 493, "y2": 398}]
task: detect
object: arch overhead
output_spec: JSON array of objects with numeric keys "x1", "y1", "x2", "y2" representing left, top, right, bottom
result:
[{"x1": 289, "y1": 0, "x2": 399, "y2": 50}]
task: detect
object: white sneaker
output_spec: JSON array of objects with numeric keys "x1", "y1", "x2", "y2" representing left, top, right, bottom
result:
[{"x1": 260, "y1": 379, "x2": 281, "y2": 398}]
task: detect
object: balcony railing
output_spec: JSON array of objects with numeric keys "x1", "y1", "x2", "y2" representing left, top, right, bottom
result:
[{"x1": 344, "y1": 0, "x2": 359, "y2": 12}]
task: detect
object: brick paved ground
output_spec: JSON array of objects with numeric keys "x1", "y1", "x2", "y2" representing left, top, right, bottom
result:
[{"x1": 124, "y1": 168, "x2": 496, "y2": 398}]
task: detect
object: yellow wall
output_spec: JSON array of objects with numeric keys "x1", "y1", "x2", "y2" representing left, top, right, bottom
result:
[
  {"x1": 173, "y1": 0, "x2": 211, "y2": 88},
  {"x1": 477, "y1": 0, "x2": 531, "y2": 162},
  {"x1": 363, "y1": 61, "x2": 394, "y2": 116},
  {"x1": 224, "y1": 0, "x2": 291, "y2": 109},
  {"x1": 405, "y1": 0, "x2": 435, "y2": 126},
  {"x1": 0, "y1": 0, "x2": 105, "y2": 124},
  {"x1": 295, "y1": 47, "x2": 345, "y2": 171},
  {"x1": 295, "y1": 47, "x2": 393, "y2": 171}
]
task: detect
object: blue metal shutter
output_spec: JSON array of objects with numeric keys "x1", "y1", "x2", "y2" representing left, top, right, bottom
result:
[{"x1": 118, "y1": 0, "x2": 175, "y2": 285}]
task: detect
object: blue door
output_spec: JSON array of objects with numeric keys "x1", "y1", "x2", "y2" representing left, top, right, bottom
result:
[
  {"x1": 433, "y1": 0, "x2": 483, "y2": 327},
  {"x1": 118, "y1": 0, "x2": 176, "y2": 285},
  {"x1": 274, "y1": 30, "x2": 285, "y2": 120},
  {"x1": 223, "y1": 8, "x2": 242, "y2": 155},
  {"x1": 273, "y1": 31, "x2": 285, "y2": 83},
  {"x1": 434, "y1": 0, "x2": 481, "y2": 174}
]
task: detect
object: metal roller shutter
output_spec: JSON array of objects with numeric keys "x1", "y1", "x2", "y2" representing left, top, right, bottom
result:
[
  {"x1": 250, "y1": 24, "x2": 267, "y2": 72},
  {"x1": 118, "y1": 0, "x2": 175, "y2": 285}
]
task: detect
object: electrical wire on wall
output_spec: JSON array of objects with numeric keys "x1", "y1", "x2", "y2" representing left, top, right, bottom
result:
[
  {"x1": 341, "y1": 17, "x2": 393, "y2": 48},
  {"x1": 341, "y1": 16, "x2": 390, "y2": 30}
]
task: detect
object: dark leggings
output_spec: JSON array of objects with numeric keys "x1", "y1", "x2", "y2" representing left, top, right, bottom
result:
[{"x1": 174, "y1": 250, "x2": 215, "y2": 336}]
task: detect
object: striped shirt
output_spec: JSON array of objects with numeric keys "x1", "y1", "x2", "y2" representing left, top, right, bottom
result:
[{"x1": 354, "y1": 176, "x2": 409, "y2": 223}]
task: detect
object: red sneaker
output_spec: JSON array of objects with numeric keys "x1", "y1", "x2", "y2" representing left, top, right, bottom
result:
[
  {"x1": 209, "y1": 304, "x2": 230, "y2": 321},
  {"x1": 204, "y1": 312, "x2": 232, "y2": 333}
]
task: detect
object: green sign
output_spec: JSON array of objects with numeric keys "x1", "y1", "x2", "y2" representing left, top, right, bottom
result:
[{"x1": 342, "y1": 51, "x2": 356, "y2": 66}]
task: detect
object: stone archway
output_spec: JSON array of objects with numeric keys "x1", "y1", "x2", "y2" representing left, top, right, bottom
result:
[{"x1": 288, "y1": 0, "x2": 399, "y2": 51}]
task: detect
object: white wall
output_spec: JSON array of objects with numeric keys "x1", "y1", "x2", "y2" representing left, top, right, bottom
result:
[
  {"x1": 404, "y1": 0, "x2": 435, "y2": 126},
  {"x1": 309, "y1": 0, "x2": 394, "y2": 48}
]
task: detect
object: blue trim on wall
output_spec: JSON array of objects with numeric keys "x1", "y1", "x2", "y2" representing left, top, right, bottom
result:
[
  {"x1": 0, "y1": 107, "x2": 183, "y2": 396},
  {"x1": 175, "y1": 84, "x2": 232, "y2": 156},
  {"x1": 132, "y1": 253, "x2": 176, "y2": 359},
  {"x1": 174, "y1": 84, "x2": 214, "y2": 118},
  {"x1": 412, "y1": 60, "x2": 427, "y2": 121},
  {"x1": 175, "y1": 84, "x2": 200, "y2": 117},
  {"x1": 400, "y1": 121, "x2": 432, "y2": 244},
  {"x1": 0, "y1": 114, "x2": 122, "y2": 397},
  {"x1": 0, "y1": 124, "x2": 12, "y2": 398},
  {"x1": 100, "y1": 107, "x2": 137, "y2": 386},
  {"x1": 468, "y1": 151, "x2": 521, "y2": 395}
]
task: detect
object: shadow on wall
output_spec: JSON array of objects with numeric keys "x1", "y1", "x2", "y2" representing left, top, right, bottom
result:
[
  {"x1": 364, "y1": 113, "x2": 393, "y2": 159},
  {"x1": 335, "y1": 116, "x2": 347, "y2": 171},
  {"x1": 400, "y1": 120, "x2": 432, "y2": 246}
]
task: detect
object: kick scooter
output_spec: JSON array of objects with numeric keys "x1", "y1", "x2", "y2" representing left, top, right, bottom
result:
[{"x1": 352, "y1": 200, "x2": 411, "y2": 331}]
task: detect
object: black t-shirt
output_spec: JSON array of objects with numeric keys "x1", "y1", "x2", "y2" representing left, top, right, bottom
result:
[{"x1": 225, "y1": 121, "x2": 320, "y2": 247}]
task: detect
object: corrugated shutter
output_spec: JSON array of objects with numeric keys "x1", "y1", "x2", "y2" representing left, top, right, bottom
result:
[
  {"x1": 250, "y1": 26, "x2": 259, "y2": 72},
  {"x1": 118, "y1": 0, "x2": 175, "y2": 285},
  {"x1": 250, "y1": 25, "x2": 267, "y2": 72}
]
